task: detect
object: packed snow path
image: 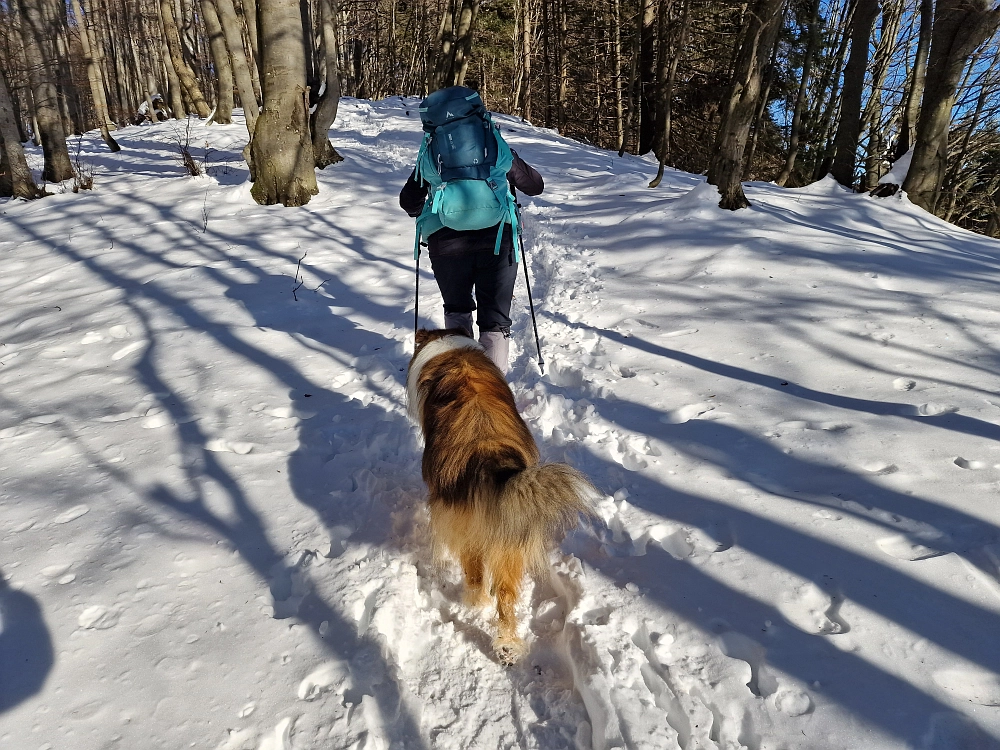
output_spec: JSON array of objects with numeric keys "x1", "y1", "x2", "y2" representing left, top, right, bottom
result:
[{"x1": 1, "y1": 100, "x2": 999, "y2": 750}]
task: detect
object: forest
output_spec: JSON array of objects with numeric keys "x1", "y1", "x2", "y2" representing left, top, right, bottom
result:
[{"x1": 0, "y1": 0, "x2": 998, "y2": 237}]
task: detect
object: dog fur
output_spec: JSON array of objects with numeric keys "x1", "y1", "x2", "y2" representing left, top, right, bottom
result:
[{"x1": 407, "y1": 328, "x2": 596, "y2": 664}]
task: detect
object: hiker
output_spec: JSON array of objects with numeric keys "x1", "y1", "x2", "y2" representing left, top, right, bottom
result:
[
  {"x1": 399, "y1": 86, "x2": 543, "y2": 374},
  {"x1": 133, "y1": 95, "x2": 169, "y2": 125}
]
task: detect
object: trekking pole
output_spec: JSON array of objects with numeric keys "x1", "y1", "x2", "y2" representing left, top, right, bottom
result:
[
  {"x1": 414, "y1": 245, "x2": 420, "y2": 339},
  {"x1": 516, "y1": 205, "x2": 545, "y2": 374}
]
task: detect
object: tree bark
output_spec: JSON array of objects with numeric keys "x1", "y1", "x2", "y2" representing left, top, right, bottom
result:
[
  {"x1": 618, "y1": 2, "x2": 642, "y2": 156},
  {"x1": 830, "y1": 0, "x2": 878, "y2": 188},
  {"x1": 433, "y1": 0, "x2": 481, "y2": 88},
  {"x1": 160, "y1": 0, "x2": 211, "y2": 118},
  {"x1": 0, "y1": 69, "x2": 44, "y2": 199},
  {"x1": 70, "y1": 0, "x2": 120, "y2": 150},
  {"x1": 162, "y1": 38, "x2": 186, "y2": 117},
  {"x1": 15, "y1": 0, "x2": 75, "y2": 183},
  {"x1": 775, "y1": 0, "x2": 820, "y2": 186},
  {"x1": 705, "y1": 0, "x2": 785, "y2": 209},
  {"x1": 249, "y1": 0, "x2": 318, "y2": 206},
  {"x1": 201, "y1": 0, "x2": 234, "y2": 124},
  {"x1": 214, "y1": 0, "x2": 260, "y2": 133},
  {"x1": 311, "y1": 0, "x2": 344, "y2": 168},
  {"x1": 903, "y1": 0, "x2": 1000, "y2": 213},
  {"x1": 897, "y1": 0, "x2": 933, "y2": 158},
  {"x1": 650, "y1": 0, "x2": 688, "y2": 187},
  {"x1": 637, "y1": 0, "x2": 657, "y2": 153},
  {"x1": 239, "y1": 0, "x2": 261, "y2": 73}
]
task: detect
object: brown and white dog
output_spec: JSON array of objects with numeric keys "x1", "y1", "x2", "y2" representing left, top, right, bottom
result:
[{"x1": 407, "y1": 328, "x2": 597, "y2": 665}]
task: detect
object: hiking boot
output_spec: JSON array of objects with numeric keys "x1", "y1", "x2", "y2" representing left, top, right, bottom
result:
[
  {"x1": 480, "y1": 330, "x2": 510, "y2": 374},
  {"x1": 444, "y1": 311, "x2": 474, "y2": 337}
]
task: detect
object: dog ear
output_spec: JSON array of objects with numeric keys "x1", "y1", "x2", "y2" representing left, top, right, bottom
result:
[{"x1": 415, "y1": 328, "x2": 432, "y2": 347}]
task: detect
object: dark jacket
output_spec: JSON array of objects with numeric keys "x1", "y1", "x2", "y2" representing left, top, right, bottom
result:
[{"x1": 399, "y1": 152, "x2": 544, "y2": 256}]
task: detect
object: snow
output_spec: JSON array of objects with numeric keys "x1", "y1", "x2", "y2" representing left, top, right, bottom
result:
[
  {"x1": 879, "y1": 147, "x2": 914, "y2": 186},
  {"x1": 1, "y1": 98, "x2": 999, "y2": 750}
]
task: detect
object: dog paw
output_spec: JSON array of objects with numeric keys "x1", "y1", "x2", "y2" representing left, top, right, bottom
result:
[{"x1": 493, "y1": 637, "x2": 526, "y2": 666}]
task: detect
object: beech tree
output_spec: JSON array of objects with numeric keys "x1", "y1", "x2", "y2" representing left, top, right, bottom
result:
[
  {"x1": 705, "y1": 0, "x2": 785, "y2": 209},
  {"x1": 15, "y1": 0, "x2": 74, "y2": 183},
  {"x1": 830, "y1": 0, "x2": 878, "y2": 189},
  {"x1": 0, "y1": 67, "x2": 42, "y2": 198},
  {"x1": 904, "y1": 0, "x2": 1000, "y2": 213},
  {"x1": 309, "y1": 0, "x2": 344, "y2": 168},
  {"x1": 248, "y1": 0, "x2": 318, "y2": 206}
]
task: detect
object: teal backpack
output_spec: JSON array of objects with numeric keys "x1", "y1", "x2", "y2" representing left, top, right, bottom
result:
[{"x1": 412, "y1": 87, "x2": 520, "y2": 260}]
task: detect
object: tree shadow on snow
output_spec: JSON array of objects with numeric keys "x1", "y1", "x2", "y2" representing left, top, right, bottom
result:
[
  {"x1": 3, "y1": 202, "x2": 431, "y2": 748},
  {"x1": 529, "y1": 333, "x2": 1000, "y2": 746}
]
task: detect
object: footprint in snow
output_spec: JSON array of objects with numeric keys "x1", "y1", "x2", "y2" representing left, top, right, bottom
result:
[
  {"x1": 111, "y1": 341, "x2": 145, "y2": 361},
  {"x1": 911, "y1": 402, "x2": 958, "y2": 417},
  {"x1": 777, "y1": 420, "x2": 852, "y2": 433},
  {"x1": 77, "y1": 605, "x2": 121, "y2": 630},
  {"x1": 953, "y1": 457, "x2": 985, "y2": 470},
  {"x1": 268, "y1": 552, "x2": 314, "y2": 619},
  {"x1": 297, "y1": 659, "x2": 350, "y2": 701},
  {"x1": 777, "y1": 579, "x2": 849, "y2": 635},
  {"x1": 932, "y1": 668, "x2": 1000, "y2": 706},
  {"x1": 661, "y1": 402, "x2": 716, "y2": 424},
  {"x1": 876, "y1": 531, "x2": 951, "y2": 561},
  {"x1": 205, "y1": 438, "x2": 254, "y2": 455},
  {"x1": 859, "y1": 461, "x2": 898, "y2": 476},
  {"x1": 53, "y1": 504, "x2": 89, "y2": 524},
  {"x1": 893, "y1": 378, "x2": 916, "y2": 391},
  {"x1": 716, "y1": 628, "x2": 779, "y2": 698}
]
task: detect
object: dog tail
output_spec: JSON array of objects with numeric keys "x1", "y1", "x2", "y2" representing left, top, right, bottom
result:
[{"x1": 487, "y1": 462, "x2": 598, "y2": 572}]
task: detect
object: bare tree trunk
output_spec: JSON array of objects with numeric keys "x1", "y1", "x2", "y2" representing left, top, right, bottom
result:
[
  {"x1": 70, "y1": 0, "x2": 120, "y2": 150},
  {"x1": 650, "y1": 0, "x2": 688, "y2": 187},
  {"x1": 249, "y1": 0, "x2": 317, "y2": 206},
  {"x1": 162, "y1": 38, "x2": 186, "y2": 117},
  {"x1": 516, "y1": 0, "x2": 532, "y2": 119},
  {"x1": 433, "y1": 0, "x2": 481, "y2": 88},
  {"x1": 0, "y1": 69, "x2": 44, "y2": 198},
  {"x1": 557, "y1": 0, "x2": 568, "y2": 129},
  {"x1": 15, "y1": 0, "x2": 75, "y2": 183},
  {"x1": 706, "y1": 0, "x2": 785, "y2": 209},
  {"x1": 160, "y1": 0, "x2": 211, "y2": 117},
  {"x1": 809, "y1": 0, "x2": 855, "y2": 179},
  {"x1": 637, "y1": 0, "x2": 656, "y2": 153},
  {"x1": 239, "y1": 0, "x2": 261, "y2": 72},
  {"x1": 775, "y1": 0, "x2": 820, "y2": 186},
  {"x1": 452, "y1": 0, "x2": 479, "y2": 84},
  {"x1": 214, "y1": 0, "x2": 259, "y2": 133},
  {"x1": 201, "y1": 0, "x2": 234, "y2": 123},
  {"x1": 743, "y1": 34, "x2": 779, "y2": 179},
  {"x1": 861, "y1": 0, "x2": 904, "y2": 189},
  {"x1": 896, "y1": 0, "x2": 932, "y2": 158},
  {"x1": 311, "y1": 0, "x2": 344, "y2": 167},
  {"x1": 904, "y1": 0, "x2": 1000, "y2": 213},
  {"x1": 613, "y1": 0, "x2": 624, "y2": 149},
  {"x1": 942, "y1": 78, "x2": 989, "y2": 220},
  {"x1": 830, "y1": 0, "x2": 878, "y2": 188},
  {"x1": 618, "y1": 3, "x2": 642, "y2": 156}
]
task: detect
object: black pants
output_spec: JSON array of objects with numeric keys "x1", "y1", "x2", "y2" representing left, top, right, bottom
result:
[{"x1": 429, "y1": 230, "x2": 518, "y2": 334}]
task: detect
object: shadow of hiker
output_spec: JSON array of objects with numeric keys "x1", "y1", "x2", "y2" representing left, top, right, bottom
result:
[{"x1": 0, "y1": 573, "x2": 53, "y2": 714}]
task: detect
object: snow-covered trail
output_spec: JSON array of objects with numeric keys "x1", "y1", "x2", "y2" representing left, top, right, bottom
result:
[{"x1": 1, "y1": 99, "x2": 999, "y2": 750}]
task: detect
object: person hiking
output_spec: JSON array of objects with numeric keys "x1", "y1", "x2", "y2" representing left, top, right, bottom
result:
[{"x1": 399, "y1": 87, "x2": 544, "y2": 375}]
